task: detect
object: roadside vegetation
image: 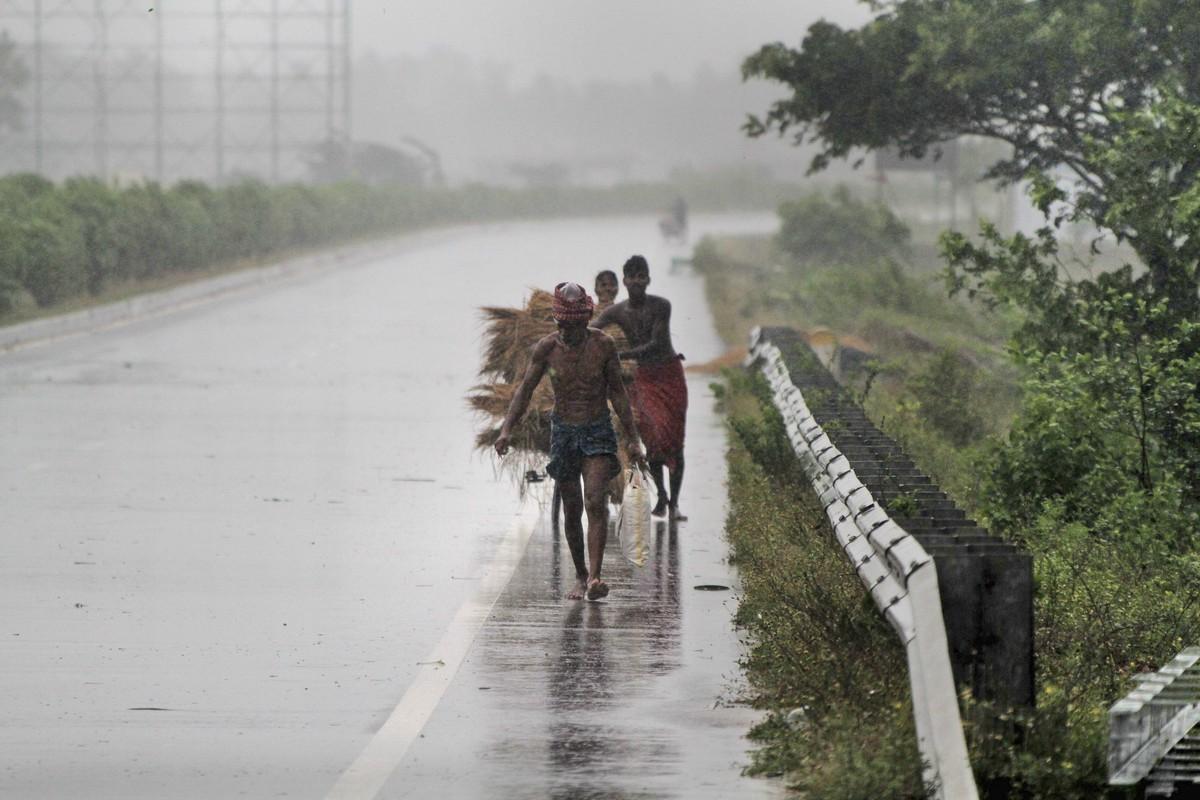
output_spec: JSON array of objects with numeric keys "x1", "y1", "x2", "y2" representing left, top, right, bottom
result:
[
  {"x1": 703, "y1": 192, "x2": 1200, "y2": 797},
  {"x1": 0, "y1": 167, "x2": 804, "y2": 326},
  {"x1": 716, "y1": 366, "x2": 929, "y2": 799},
  {"x1": 713, "y1": 4, "x2": 1200, "y2": 795},
  {"x1": 695, "y1": 190, "x2": 1018, "y2": 503}
]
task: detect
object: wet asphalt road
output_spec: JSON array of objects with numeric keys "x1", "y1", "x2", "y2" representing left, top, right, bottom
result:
[{"x1": 0, "y1": 214, "x2": 782, "y2": 799}]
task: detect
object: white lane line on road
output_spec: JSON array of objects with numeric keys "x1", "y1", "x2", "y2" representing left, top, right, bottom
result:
[{"x1": 325, "y1": 499, "x2": 543, "y2": 800}]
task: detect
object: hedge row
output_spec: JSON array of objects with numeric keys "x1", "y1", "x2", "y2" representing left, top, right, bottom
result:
[{"x1": 0, "y1": 171, "x2": 806, "y2": 317}]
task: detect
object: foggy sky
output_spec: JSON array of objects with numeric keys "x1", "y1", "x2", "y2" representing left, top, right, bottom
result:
[
  {"x1": 0, "y1": 0, "x2": 875, "y2": 182},
  {"x1": 353, "y1": 1, "x2": 870, "y2": 85}
]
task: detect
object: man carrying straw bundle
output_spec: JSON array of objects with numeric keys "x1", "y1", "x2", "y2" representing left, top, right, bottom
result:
[
  {"x1": 594, "y1": 255, "x2": 688, "y2": 520},
  {"x1": 495, "y1": 282, "x2": 646, "y2": 601}
]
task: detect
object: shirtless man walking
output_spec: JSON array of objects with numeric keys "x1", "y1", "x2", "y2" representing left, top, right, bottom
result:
[
  {"x1": 593, "y1": 255, "x2": 688, "y2": 520},
  {"x1": 495, "y1": 282, "x2": 645, "y2": 601}
]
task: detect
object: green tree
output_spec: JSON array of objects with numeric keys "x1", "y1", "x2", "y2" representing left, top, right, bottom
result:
[
  {"x1": 776, "y1": 185, "x2": 911, "y2": 266},
  {"x1": 745, "y1": 1, "x2": 1200, "y2": 500},
  {"x1": 743, "y1": 0, "x2": 1200, "y2": 323},
  {"x1": 910, "y1": 349, "x2": 986, "y2": 447}
]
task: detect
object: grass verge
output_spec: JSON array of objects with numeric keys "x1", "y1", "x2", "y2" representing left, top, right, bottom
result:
[{"x1": 717, "y1": 368, "x2": 929, "y2": 798}]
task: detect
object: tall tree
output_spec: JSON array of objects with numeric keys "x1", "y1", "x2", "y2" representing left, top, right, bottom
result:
[{"x1": 742, "y1": 0, "x2": 1200, "y2": 326}]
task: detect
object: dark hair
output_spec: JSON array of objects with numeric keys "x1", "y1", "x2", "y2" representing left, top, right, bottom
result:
[
  {"x1": 622, "y1": 255, "x2": 649, "y2": 277},
  {"x1": 595, "y1": 269, "x2": 618, "y2": 284}
]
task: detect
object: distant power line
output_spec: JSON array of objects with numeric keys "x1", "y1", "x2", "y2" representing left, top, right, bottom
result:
[{"x1": 0, "y1": 0, "x2": 351, "y2": 183}]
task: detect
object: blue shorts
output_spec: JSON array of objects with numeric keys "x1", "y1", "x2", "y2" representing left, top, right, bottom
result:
[{"x1": 546, "y1": 414, "x2": 620, "y2": 482}]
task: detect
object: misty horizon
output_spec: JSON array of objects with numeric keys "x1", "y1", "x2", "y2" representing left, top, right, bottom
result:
[{"x1": 0, "y1": 1, "x2": 870, "y2": 185}]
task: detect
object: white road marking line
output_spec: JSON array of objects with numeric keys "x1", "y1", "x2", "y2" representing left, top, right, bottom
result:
[{"x1": 325, "y1": 499, "x2": 543, "y2": 800}]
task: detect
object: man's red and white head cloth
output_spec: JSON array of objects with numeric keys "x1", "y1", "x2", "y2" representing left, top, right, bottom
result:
[{"x1": 552, "y1": 282, "x2": 594, "y2": 322}]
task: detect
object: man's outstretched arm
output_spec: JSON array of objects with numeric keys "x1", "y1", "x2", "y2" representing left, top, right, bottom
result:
[
  {"x1": 592, "y1": 304, "x2": 617, "y2": 330},
  {"x1": 494, "y1": 341, "x2": 550, "y2": 456}
]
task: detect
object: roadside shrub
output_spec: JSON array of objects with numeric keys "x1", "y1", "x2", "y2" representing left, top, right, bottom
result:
[
  {"x1": 959, "y1": 504, "x2": 1199, "y2": 799},
  {"x1": 110, "y1": 183, "x2": 193, "y2": 279},
  {"x1": 724, "y1": 369, "x2": 803, "y2": 482},
  {"x1": 13, "y1": 185, "x2": 93, "y2": 307},
  {"x1": 776, "y1": 185, "x2": 911, "y2": 267},
  {"x1": 18, "y1": 213, "x2": 87, "y2": 306},
  {"x1": 59, "y1": 178, "x2": 121, "y2": 294},
  {"x1": 909, "y1": 349, "x2": 987, "y2": 447}
]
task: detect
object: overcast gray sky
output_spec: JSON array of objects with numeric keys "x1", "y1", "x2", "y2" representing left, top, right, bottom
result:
[{"x1": 352, "y1": 1, "x2": 870, "y2": 85}]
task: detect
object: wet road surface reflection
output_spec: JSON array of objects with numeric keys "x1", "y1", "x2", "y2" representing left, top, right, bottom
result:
[
  {"x1": 543, "y1": 522, "x2": 681, "y2": 795},
  {"x1": 382, "y1": 378, "x2": 779, "y2": 799}
]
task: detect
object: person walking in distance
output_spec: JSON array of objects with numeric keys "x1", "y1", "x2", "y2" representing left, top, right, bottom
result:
[
  {"x1": 495, "y1": 282, "x2": 646, "y2": 601},
  {"x1": 593, "y1": 255, "x2": 688, "y2": 520}
]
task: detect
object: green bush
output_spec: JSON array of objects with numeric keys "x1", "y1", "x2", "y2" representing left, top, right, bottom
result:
[
  {"x1": 59, "y1": 178, "x2": 121, "y2": 295},
  {"x1": 958, "y1": 504, "x2": 1198, "y2": 799},
  {"x1": 979, "y1": 303, "x2": 1200, "y2": 544},
  {"x1": 909, "y1": 349, "x2": 988, "y2": 447},
  {"x1": 776, "y1": 185, "x2": 911, "y2": 267}
]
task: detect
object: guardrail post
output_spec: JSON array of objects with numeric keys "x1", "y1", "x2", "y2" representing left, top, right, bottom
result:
[{"x1": 908, "y1": 564, "x2": 978, "y2": 799}]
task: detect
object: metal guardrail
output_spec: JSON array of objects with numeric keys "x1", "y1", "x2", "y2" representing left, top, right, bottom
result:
[
  {"x1": 1110, "y1": 646, "x2": 1200, "y2": 793},
  {"x1": 750, "y1": 328, "x2": 979, "y2": 800}
]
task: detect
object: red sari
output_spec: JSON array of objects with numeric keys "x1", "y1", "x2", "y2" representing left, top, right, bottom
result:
[{"x1": 630, "y1": 356, "x2": 688, "y2": 469}]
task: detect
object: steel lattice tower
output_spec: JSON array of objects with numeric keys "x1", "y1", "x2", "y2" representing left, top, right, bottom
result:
[{"x1": 0, "y1": 0, "x2": 351, "y2": 182}]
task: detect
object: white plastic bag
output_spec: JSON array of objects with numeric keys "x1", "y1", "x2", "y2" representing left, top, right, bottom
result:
[{"x1": 615, "y1": 467, "x2": 653, "y2": 567}]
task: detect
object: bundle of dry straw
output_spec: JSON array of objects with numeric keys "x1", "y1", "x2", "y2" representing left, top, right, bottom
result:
[
  {"x1": 468, "y1": 289, "x2": 557, "y2": 484},
  {"x1": 477, "y1": 289, "x2": 557, "y2": 383}
]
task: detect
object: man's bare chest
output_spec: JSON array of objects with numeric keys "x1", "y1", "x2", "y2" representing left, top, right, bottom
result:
[
  {"x1": 620, "y1": 303, "x2": 659, "y2": 343},
  {"x1": 547, "y1": 340, "x2": 605, "y2": 383}
]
